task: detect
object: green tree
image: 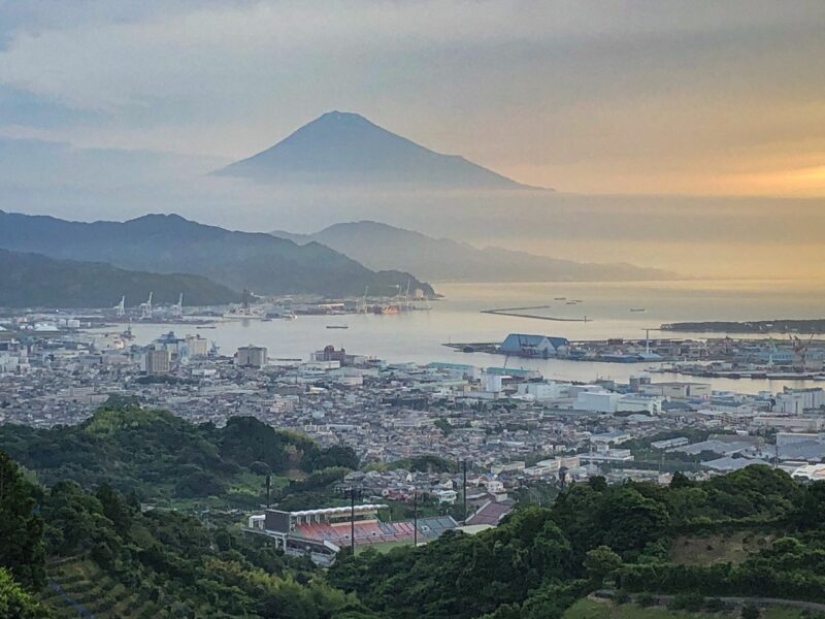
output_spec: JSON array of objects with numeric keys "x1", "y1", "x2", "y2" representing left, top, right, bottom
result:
[
  {"x1": 0, "y1": 451, "x2": 45, "y2": 590},
  {"x1": 0, "y1": 568, "x2": 48, "y2": 619},
  {"x1": 584, "y1": 545, "x2": 623, "y2": 587},
  {"x1": 670, "y1": 471, "x2": 693, "y2": 489},
  {"x1": 42, "y1": 481, "x2": 111, "y2": 557},
  {"x1": 95, "y1": 483, "x2": 132, "y2": 538}
]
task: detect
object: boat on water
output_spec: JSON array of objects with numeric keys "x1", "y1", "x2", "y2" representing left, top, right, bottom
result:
[
  {"x1": 630, "y1": 308, "x2": 647, "y2": 313},
  {"x1": 196, "y1": 325, "x2": 217, "y2": 329},
  {"x1": 554, "y1": 297, "x2": 566, "y2": 301},
  {"x1": 326, "y1": 325, "x2": 349, "y2": 330}
]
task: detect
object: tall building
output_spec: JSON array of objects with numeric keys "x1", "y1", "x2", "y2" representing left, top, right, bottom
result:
[
  {"x1": 185, "y1": 335, "x2": 209, "y2": 357},
  {"x1": 144, "y1": 349, "x2": 170, "y2": 375},
  {"x1": 237, "y1": 345, "x2": 268, "y2": 368}
]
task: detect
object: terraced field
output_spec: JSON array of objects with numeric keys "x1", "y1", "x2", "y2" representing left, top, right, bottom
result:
[
  {"x1": 41, "y1": 560, "x2": 166, "y2": 619},
  {"x1": 565, "y1": 599, "x2": 806, "y2": 619}
]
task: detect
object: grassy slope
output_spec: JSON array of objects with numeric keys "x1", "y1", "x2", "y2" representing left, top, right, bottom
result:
[
  {"x1": 669, "y1": 533, "x2": 775, "y2": 567},
  {"x1": 564, "y1": 599, "x2": 803, "y2": 619},
  {"x1": 355, "y1": 539, "x2": 416, "y2": 555}
]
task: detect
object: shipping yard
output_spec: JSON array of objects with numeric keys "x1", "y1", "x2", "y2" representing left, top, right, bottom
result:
[{"x1": 446, "y1": 331, "x2": 825, "y2": 379}]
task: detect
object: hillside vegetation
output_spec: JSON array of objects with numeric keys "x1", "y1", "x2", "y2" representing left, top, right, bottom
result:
[
  {"x1": 327, "y1": 468, "x2": 825, "y2": 619},
  {"x1": 562, "y1": 599, "x2": 808, "y2": 619},
  {"x1": 0, "y1": 398, "x2": 358, "y2": 510}
]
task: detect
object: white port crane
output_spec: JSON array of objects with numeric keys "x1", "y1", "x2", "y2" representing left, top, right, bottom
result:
[
  {"x1": 114, "y1": 296, "x2": 126, "y2": 317},
  {"x1": 172, "y1": 293, "x2": 183, "y2": 318},
  {"x1": 139, "y1": 292, "x2": 153, "y2": 319}
]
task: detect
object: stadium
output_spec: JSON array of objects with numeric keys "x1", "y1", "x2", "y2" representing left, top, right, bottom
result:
[{"x1": 247, "y1": 504, "x2": 458, "y2": 565}]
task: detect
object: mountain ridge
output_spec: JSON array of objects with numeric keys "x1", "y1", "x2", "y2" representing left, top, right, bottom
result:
[
  {"x1": 271, "y1": 220, "x2": 678, "y2": 282},
  {"x1": 0, "y1": 248, "x2": 239, "y2": 308},
  {"x1": 0, "y1": 210, "x2": 434, "y2": 297},
  {"x1": 215, "y1": 110, "x2": 547, "y2": 190}
]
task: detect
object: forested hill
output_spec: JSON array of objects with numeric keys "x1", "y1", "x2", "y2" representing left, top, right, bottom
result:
[
  {"x1": 0, "y1": 400, "x2": 359, "y2": 508},
  {"x1": 0, "y1": 449, "x2": 375, "y2": 618},
  {"x1": 0, "y1": 248, "x2": 239, "y2": 308}
]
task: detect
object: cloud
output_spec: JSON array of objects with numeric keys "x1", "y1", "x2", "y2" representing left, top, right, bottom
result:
[
  {"x1": 0, "y1": 84, "x2": 106, "y2": 129},
  {"x1": 0, "y1": 0, "x2": 824, "y2": 208}
]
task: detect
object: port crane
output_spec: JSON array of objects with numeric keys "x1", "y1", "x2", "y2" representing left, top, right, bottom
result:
[
  {"x1": 171, "y1": 293, "x2": 183, "y2": 318},
  {"x1": 641, "y1": 329, "x2": 653, "y2": 354},
  {"x1": 358, "y1": 286, "x2": 369, "y2": 314},
  {"x1": 402, "y1": 279, "x2": 412, "y2": 312},
  {"x1": 113, "y1": 296, "x2": 126, "y2": 317},
  {"x1": 139, "y1": 292, "x2": 153, "y2": 319},
  {"x1": 766, "y1": 334, "x2": 780, "y2": 367},
  {"x1": 790, "y1": 333, "x2": 816, "y2": 371}
]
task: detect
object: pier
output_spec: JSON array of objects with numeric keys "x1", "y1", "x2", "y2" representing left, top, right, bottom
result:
[{"x1": 481, "y1": 305, "x2": 590, "y2": 322}]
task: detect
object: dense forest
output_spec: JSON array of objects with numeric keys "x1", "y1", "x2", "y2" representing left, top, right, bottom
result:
[
  {"x1": 0, "y1": 398, "x2": 359, "y2": 510},
  {"x1": 4, "y1": 402, "x2": 825, "y2": 617}
]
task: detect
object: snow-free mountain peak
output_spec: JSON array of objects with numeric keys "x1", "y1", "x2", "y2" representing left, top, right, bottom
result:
[{"x1": 215, "y1": 111, "x2": 547, "y2": 190}]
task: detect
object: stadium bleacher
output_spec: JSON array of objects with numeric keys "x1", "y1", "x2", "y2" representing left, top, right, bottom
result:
[{"x1": 274, "y1": 504, "x2": 458, "y2": 550}]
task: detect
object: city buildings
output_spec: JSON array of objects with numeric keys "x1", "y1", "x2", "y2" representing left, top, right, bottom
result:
[
  {"x1": 2, "y1": 322, "x2": 825, "y2": 504},
  {"x1": 237, "y1": 345, "x2": 268, "y2": 368},
  {"x1": 144, "y1": 349, "x2": 170, "y2": 375}
]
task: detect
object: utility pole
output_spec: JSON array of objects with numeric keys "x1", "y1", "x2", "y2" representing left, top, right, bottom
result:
[{"x1": 462, "y1": 460, "x2": 468, "y2": 524}]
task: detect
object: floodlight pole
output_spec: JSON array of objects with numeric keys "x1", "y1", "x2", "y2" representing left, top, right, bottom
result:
[{"x1": 350, "y1": 488, "x2": 356, "y2": 556}]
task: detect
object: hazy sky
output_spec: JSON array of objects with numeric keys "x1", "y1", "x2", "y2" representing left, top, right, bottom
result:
[
  {"x1": 2, "y1": 0, "x2": 824, "y2": 195},
  {"x1": 1, "y1": 1, "x2": 824, "y2": 279}
]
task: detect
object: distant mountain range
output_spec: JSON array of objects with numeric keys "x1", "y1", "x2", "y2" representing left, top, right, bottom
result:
[
  {"x1": 0, "y1": 249, "x2": 238, "y2": 308},
  {"x1": 0, "y1": 211, "x2": 433, "y2": 298},
  {"x1": 214, "y1": 110, "x2": 544, "y2": 190},
  {"x1": 272, "y1": 221, "x2": 677, "y2": 282}
]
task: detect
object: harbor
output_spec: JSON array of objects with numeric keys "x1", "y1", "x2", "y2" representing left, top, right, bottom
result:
[
  {"x1": 6, "y1": 279, "x2": 825, "y2": 396},
  {"x1": 445, "y1": 330, "x2": 825, "y2": 382}
]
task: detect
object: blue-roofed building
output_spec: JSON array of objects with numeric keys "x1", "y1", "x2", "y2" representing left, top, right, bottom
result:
[{"x1": 498, "y1": 334, "x2": 569, "y2": 358}]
